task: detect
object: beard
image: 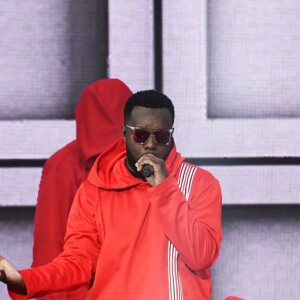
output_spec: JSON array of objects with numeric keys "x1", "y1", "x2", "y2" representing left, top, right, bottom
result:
[
  {"x1": 125, "y1": 148, "x2": 144, "y2": 178},
  {"x1": 125, "y1": 139, "x2": 173, "y2": 178}
]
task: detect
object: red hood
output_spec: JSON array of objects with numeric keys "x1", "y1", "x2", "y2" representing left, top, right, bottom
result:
[
  {"x1": 87, "y1": 137, "x2": 185, "y2": 190},
  {"x1": 75, "y1": 78, "x2": 132, "y2": 164}
]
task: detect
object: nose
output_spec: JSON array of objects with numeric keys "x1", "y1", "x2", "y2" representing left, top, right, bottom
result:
[{"x1": 144, "y1": 134, "x2": 157, "y2": 150}]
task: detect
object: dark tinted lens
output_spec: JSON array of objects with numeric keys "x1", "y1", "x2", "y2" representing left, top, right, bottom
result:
[
  {"x1": 154, "y1": 130, "x2": 171, "y2": 145},
  {"x1": 133, "y1": 129, "x2": 151, "y2": 143}
]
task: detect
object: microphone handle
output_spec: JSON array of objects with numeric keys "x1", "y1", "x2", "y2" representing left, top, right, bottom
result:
[{"x1": 141, "y1": 165, "x2": 153, "y2": 178}]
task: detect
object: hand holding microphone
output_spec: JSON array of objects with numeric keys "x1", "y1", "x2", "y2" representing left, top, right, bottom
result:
[{"x1": 136, "y1": 153, "x2": 169, "y2": 186}]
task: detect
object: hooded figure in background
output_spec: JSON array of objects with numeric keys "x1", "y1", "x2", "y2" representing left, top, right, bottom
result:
[{"x1": 32, "y1": 78, "x2": 132, "y2": 300}]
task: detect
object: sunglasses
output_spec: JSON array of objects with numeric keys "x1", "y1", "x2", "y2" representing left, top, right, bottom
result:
[{"x1": 124, "y1": 124, "x2": 174, "y2": 146}]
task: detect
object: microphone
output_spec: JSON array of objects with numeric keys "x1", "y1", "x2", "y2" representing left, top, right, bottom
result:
[{"x1": 141, "y1": 165, "x2": 153, "y2": 178}]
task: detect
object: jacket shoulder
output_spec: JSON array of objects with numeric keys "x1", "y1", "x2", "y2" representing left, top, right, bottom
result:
[{"x1": 177, "y1": 161, "x2": 219, "y2": 188}]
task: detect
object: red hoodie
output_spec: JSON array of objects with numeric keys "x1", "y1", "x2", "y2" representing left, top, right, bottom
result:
[
  {"x1": 31, "y1": 79, "x2": 132, "y2": 299},
  {"x1": 12, "y1": 138, "x2": 222, "y2": 300}
]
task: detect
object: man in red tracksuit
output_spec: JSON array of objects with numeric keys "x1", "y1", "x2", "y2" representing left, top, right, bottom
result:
[
  {"x1": 32, "y1": 78, "x2": 132, "y2": 299},
  {"x1": 0, "y1": 90, "x2": 222, "y2": 300}
]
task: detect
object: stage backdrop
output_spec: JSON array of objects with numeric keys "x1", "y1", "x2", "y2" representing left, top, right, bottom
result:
[{"x1": 0, "y1": 1, "x2": 299, "y2": 299}]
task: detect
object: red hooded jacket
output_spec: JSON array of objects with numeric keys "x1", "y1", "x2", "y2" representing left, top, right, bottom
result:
[
  {"x1": 31, "y1": 79, "x2": 132, "y2": 299},
  {"x1": 12, "y1": 137, "x2": 222, "y2": 300}
]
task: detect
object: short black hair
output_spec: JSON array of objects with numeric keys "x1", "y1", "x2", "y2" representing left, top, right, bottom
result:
[{"x1": 124, "y1": 90, "x2": 175, "y2": 124}]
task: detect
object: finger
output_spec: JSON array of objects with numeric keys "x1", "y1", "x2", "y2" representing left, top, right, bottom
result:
[
  {"x1": 137, "y1": 153, "x2": 160, "y2": 166},
  {"x1": 136, "y1": 158, "x2": 157, "y2": 172}
]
